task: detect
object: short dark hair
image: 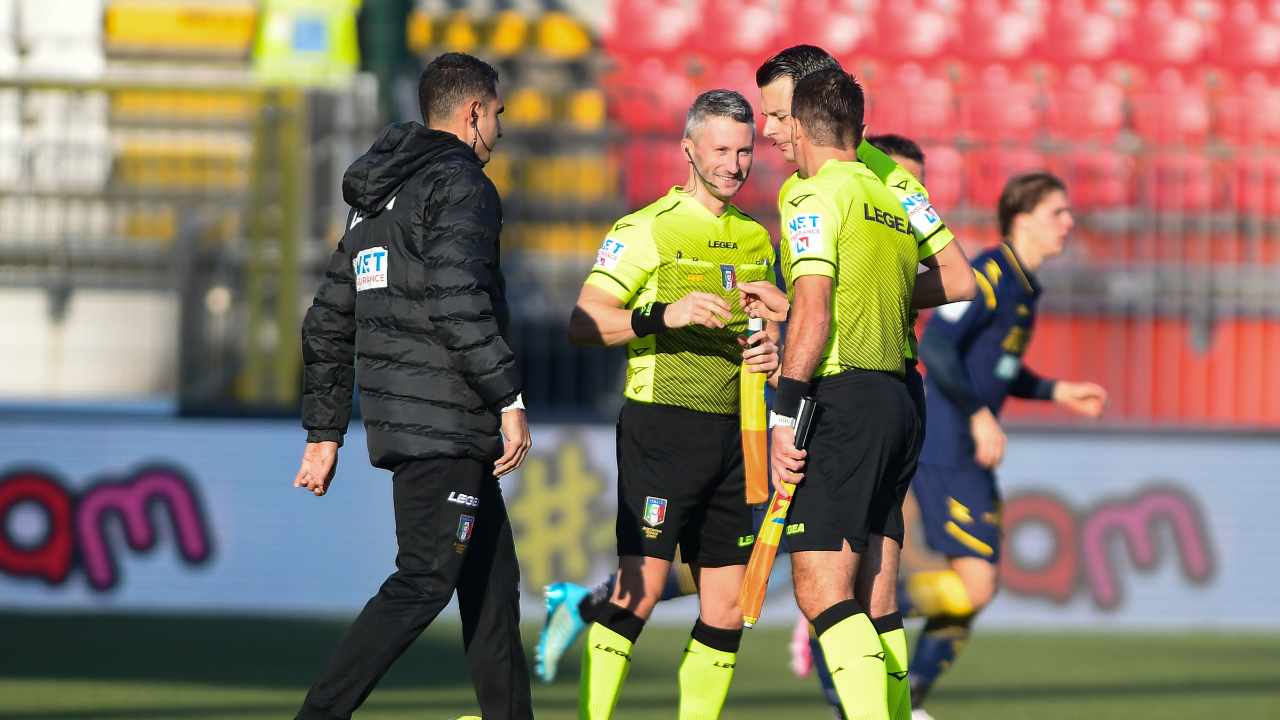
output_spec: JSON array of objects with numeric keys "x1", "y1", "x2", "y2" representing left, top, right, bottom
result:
[
  {"x1": 417, "y1": 52, "x2": 499, "y2": 124},
  {"x1": 866, "y1": 133, "x2": 925, "y2": 165},
  {"x1": 997, "y1": 172, "x2": 1067, "y2": 238},
  {"x1": 755, "y1": 44, "x2": 840, "y2": 88},
  {"x1": 791, "y1": 68, "x2": 864, "y2": 150},
  {"x1": 684, "y1": 89, "x2": 754, "y2": 139}
]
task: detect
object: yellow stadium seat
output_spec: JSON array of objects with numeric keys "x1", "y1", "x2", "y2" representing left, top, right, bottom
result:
[
  {"x1": 441, "y1": 11, "x2": 478, "y2": 53},
  {"x1": 116, "y1": 134, "x2": 250, "y2": 191},
  {"x1": 106, "y1": 1, "x2": 257, "y2": 57},
  {"x1": 566, "y1": 88, "x2": 606, "y2": 131},
  {"x1": 484, "y1": 153, "x2": 513, "y2": 196},
  {"x1": 406, "y1": 8, "x2": 433, "y2": 55},
  {"x1": 123, "y1": 205, "x2": 177, "y2": 245},
  {"x1": 506, "y1": 87, "x2": 553, "y2": 127},
  {"x1": 111, "y1": 90, "x2": 259, "y2": 123},
  {"x1": 489, "y1": 10, "x2": 528, "y2": 58},
  {"x1": 536, "y1": 11, "x2": 591, "y2": 60}
]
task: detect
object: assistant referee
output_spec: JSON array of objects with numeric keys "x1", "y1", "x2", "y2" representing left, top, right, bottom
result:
[
  {"x1": 293, "y1": 53, "x2": 533, "y2": 720},
  {"x1": 769, "y1": 68, "x2": 922, "y2": 720}
]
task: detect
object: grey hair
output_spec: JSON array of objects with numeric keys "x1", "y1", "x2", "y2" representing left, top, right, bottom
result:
[{"x1": 683, "y1": 89, "x2": 754, "y2": 139}]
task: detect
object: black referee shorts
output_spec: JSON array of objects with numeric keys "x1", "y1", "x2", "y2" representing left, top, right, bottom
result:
[
  {"x1": 615, "y1": 401, "x2": 755, "y2": 568},
  {"x1": 784, "y1": 368, "x2": 920, "y2": 554}
]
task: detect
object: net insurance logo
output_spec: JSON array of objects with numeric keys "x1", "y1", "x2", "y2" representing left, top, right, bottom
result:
[{"x1": 0, "y1": 465, "x2": 212, "y2": 592}]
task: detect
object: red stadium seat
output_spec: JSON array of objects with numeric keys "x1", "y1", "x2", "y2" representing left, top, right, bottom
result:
[
  {"x1": 1213, "y1": 72, "x2": 1280, "y2": 145},
  {"x1": 1141, "y1": 152, "x2": 1214, "y2": 212},
  {"x1": 1218, "y1": 1, "x2": 1280, "y2": 70},
  {"x1": 694, "y1": 0, "x2": 778, "y2": 60},
  {"x1": 621, "y1": 139, "x2": 687, "y2": 208},
  {"x1": 776, "y1": 0, "x2": 879, "y2": 62},
  {"x1": 1128, "y1": 0, "x2": 1211, "y2": 66},
  {"x1": 1044, "y1": 65, "x2": 1125, "y2": 141},
  {"x1": 1033, "y1": 0, "x2": 1124, "y2": 64},
  {"x1": 965, "y1": 147, "x2": 1046, "y2": 209},
  {"x1": 699, "y1": 58, "x2": 759, "y2": 105},
  {"x1": 603, "y1": 0, "x2": 692, "y2": 58},
  {"x1": 876, "y1": 0, "x2": 954, "y2": 61},
  {"x1": 956, "y1": 64, "x2": 1041, "y2": 142},
  {"x1": 864, "y1": 63, "x2": 954, "y2": 143},
  {"x1": 1130, "y1": 70, "x2": 1210, "y2": 145},
  {"x1": 1053, "y1": 150, "x2": 1136, "y2": 210},
  {"x1": 955, "y1": 0, "x2": 1044, "y2": 62},
  {"x1": 602, "y1": 58, "x2": 693, "y2": 133},
  {"x1": 1228, "y1": 154, "x2": 1280, "y2": 218},
  {"x1": 919, "y1": 144, "x2": 963, "y2": 212}
]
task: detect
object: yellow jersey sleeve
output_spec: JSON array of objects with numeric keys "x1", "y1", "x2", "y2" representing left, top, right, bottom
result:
[
  {"x1": 584, "y1": 219, "x2": 658, "y2": 304},
  {"x1": 856, "y1": 139, "x2": 956, "y2": 262},
  {"x1": 781, "y1": 184, "x2": 841, "y2": 280}
]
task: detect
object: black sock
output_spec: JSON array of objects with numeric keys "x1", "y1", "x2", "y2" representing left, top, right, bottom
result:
[
  {"x1": 596, "y1": 602, "x2": 646, "y2": 644},
  {"x1": 691, "y1": 618, "x2": 743, "y2": 653}
]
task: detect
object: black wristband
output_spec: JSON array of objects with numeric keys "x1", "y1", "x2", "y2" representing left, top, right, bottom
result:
[
  {"x1": 631, "y1": 302, "x2": 668, "y2": 337},
  {"x1": 774, "y1": 376, "x2": 809, "y2": 417}
]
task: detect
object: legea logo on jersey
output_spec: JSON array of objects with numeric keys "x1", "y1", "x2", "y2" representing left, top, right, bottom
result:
[
  {"x1": 596, "y1": 237, "x2": 625, "y2": 270},
  {"x1": 788, "y1": 214, "x2": 823, "y2": 255},
  {"x1": 902, "y1": 192, "x2": 941, "y2": 235},
  {"x1": 353, "y1": 247, "x2": 388, "y2": 292}
]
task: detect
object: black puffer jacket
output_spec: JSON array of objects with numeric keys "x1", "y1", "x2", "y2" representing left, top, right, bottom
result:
[{"x1": 301, "y1": 122, "x2": 522, "y2": 468}]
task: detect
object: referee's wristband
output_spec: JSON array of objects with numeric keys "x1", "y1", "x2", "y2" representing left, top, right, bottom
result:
[
  {"x1": 774, "y1": 376, "x2": 810, "y2": 418},
  {"x1": 631, "y1": 302, "x2": 668, "y2": 338}
]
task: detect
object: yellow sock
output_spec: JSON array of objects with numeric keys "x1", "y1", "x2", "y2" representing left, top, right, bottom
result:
[
  {"x1": 677, "y1": 637, "x2": 737, "y2": 719},
  {"x1": 815, "y1": 601, "x2": 889, "y2": 720},
  {"x1": 579, "y1": 622, "x2": 633, "y2": 719},
  {"x1": 904, "y1": 570, "x2": 974, "y2": 618},
  {"x1": 879, "y1": 625, "x2": 910, "y2": 720}
]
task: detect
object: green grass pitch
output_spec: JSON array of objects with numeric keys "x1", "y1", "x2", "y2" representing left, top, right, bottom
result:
[{"x1": 1, "y1": 613, "x2": 1277, "y2": 719}]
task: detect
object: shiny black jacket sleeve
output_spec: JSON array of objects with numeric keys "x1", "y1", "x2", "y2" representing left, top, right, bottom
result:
[
  {"x1": 421, "y1": 163, "x2": 522, "y2": 410},
  {"x1": 300, "y1": 231, "x2": 357, "y2": 444}
]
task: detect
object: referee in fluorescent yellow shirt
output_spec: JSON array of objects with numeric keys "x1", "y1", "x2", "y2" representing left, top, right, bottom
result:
[{"x1": 768, "y1": 68, "x2": 922, "y2": 720}]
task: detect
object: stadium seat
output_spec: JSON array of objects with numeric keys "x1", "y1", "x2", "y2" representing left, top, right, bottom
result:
[
  {"x1": 602, "y1": 57, "x2": 692, "y2": 133},
  {"x1": 1044, "y1": 65, "x2": 1125, "y2": 142},
  {"x1": 536, "y1": 11, "x2": 592, "y2": 60},
  {"x1": 604, "y1": 0, "x2": 692, "y2": 58},
  {"x1": 1141, "y1": 152, "x2": 1214, "y2": 213},
  {"x1": 955, "y1": 0, "x2": 1043, "y2": 62},
  {"x1": 1213, "y1": 72, "x2": 1280, "y2": 145},
  {"x1": 876, "y1": 0, "x2": 954, "y2": 60},
  {"x1": 440, "y1": 10, "x2": 479, "y2": 53},
  {"x1": 1218, "y1": 0, "x2": 1280, "y2": 70},
  {"x1": 621, "y1": 139, "x2": 686, "y2": 208},
  {"x1": 956, "y1": 64, "x2": 1041, "y2": 142},
  {"x1": 1033, "y1": 0, "x2": 1123, "y2": 63},
  {"x1": 489, "y1": 10, "x2": 529, "y2": 58},
  {"x1": 965, "y1": 147, "x2": 1046, "y2": 209},
  {"x1": 1130, "y1": 70, "x2": 1210, "y2": 145},
  {"x1": 1228, "y1": 154, "x2": 1280, "y2": 217},
  {"x1": 864, "y1": 63, "x2": 954, "y2": 143},
  {"x1": 566, "y1": 88, "x2": 606, "y2": 132},
  {"x1": 1128, "y1": 0, "x2": 1211, "y2": 66},
  {"x1": 694, "y1": 0, "x2": 777, "y2": 60},
  {"x1": 505, "y1": 87, "x2": 553, "y2": 128},
  {"x1": 1053, "y1": 150, "x2": 1135, "y2": 210},
  {"x1": 406, "y1": 6, "x2": 432, "y2": 55},
  {"x1": 700, "y1": 58, "x2": 759, "y2": 104},
  {"x1": 777, "y1": 0, "x2": 878, "y2": 61},
  {"x1": 918, "y1": 144, "x2": 963, "y2": 211}
]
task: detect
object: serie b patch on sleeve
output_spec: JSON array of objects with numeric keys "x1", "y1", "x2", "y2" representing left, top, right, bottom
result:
[
  {"x1": 902, "y1": 193, "x2": 942, "y2": 237},
  {"x1": 595, "y1": 237, "x2": 625, "y2": 270},
  {"x1": 787, "y1": 214, "x2": 824, "y2": 255},
  {"x1": 353, "y1": 246, "x2": 389, "y2": 292}
]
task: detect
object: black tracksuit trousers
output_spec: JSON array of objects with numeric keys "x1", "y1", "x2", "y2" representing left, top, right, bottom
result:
[{"x1": 296, "y1": 456, "x2": 532, "y2": 719}]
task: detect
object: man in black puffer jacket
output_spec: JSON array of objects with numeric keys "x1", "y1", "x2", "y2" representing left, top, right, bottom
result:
[{"x1": 292, "y1": 53, "x2": 533, "y2": 720}]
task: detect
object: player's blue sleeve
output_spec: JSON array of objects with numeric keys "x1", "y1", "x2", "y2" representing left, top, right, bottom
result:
[
  {"x1": 1009, "y1": 366, "x2": 1056, "y2": 400},
  {"x1": 919, "y1": 282, "x2": 997, "y2": 415}
]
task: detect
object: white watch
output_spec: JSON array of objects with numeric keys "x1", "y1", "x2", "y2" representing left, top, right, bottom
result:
[
  {"x1": 501, "y1": 393, "x2": 525, "y2": 412},
  {"x1": 768, "y1": 411, "x2": 796, "y2": 429}
]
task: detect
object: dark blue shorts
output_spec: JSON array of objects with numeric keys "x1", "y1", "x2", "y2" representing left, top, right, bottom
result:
[{"x1": 911, "y1": 462, "x2": 1002, "y2": 562}]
